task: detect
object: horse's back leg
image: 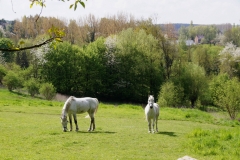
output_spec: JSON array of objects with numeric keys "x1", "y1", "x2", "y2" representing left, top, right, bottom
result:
[
  {"x1": 88, "y1": 113, "x2": 95, "y2": 132},
  {"x1": 73, "y1": 114, "x2": 79, "y2": 131},
  {"x1": 155, "y1": 117, "x2": 158, "y2": 132}
]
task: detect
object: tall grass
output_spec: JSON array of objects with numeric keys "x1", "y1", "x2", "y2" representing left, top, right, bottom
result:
[
  {"x1": 0, "y1": 88, "x2": 239, "y2": 160},
  {"x1": 187, "y1": 128, "x2": 240, "y2": 159}
]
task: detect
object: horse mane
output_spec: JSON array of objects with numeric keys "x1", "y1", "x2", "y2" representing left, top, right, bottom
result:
[
  {"x1": 62, "y1": 96, "x2": 75, "y2": 116},
  {"x1": 148, "y1": 95, "x2": 154, "y2": 101}
]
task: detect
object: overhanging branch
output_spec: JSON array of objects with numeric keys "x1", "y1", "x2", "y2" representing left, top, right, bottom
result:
[{"x1": 0, "y1": 37, "x2": 63, "y2": 52}]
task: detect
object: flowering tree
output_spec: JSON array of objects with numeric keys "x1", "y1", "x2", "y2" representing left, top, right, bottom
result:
[{"x1": 219, "y1": 42, "x2": 240, "y2": 78}]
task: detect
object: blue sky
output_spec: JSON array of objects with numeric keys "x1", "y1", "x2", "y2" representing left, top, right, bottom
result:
[{"x1": 0, "y1": 0, "x2": 239, "y2": 24}]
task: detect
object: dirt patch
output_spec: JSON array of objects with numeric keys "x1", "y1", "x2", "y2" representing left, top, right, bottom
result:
[{"x1": 54, "y1": 93, "x2": 69, "y2": 102}]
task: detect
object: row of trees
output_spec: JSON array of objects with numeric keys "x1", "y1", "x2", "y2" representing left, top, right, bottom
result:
[
  {"x1": 2, "y1": 15, "x2": 237, "y2": 48},
  {"x1": 1, "y1": 15, "x2": 240, "y2": 119}
]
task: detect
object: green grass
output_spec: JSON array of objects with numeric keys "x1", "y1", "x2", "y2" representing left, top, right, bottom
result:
[{"x1": 0, "y1": 88, "x2": 239, "y2": 160}]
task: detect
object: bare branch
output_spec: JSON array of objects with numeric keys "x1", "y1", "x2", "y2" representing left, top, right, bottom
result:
[
  {"x1": 11, "y1": 0, "x2": 16, "y2": 13},
  {"x1": 0, "y1": 37, "x2": 63, "y2": 52}
]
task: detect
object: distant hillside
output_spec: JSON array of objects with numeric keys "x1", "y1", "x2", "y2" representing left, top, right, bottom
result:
[{"x1": 159, "y1": 23, "x2": 232, "y2": 33}]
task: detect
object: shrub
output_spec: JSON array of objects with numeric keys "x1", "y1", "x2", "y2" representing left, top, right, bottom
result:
[
  {"x1": 215, "y1": 77, "x2": 240, "y2": 120},
  {"x1": 39, "y1": 82, "x2": 56, "y2": 100},
  {"x1": 24, "y1": 78, "x2": 40, "y2": 97},
  {"x1": 2, "y1": 71, "x2": 23, "y2": 91},
  {"x1": 157, "y1": 81, "x2": 184, "y2": 107}
]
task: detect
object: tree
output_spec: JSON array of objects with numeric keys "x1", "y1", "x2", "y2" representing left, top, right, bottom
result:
[
  {"x1": 157, "y1": 81, "x2": 184, "y2": 107},
  {"x1": 115, "y1": 28, "x2": 162, "y2": 101},
  {"x1": 0, "y1": 64, "x2": 7, "y2": 84},
  {"x1": 224, "y1": 27, "x2": 240, "y2": 47},
  {"x1": 214, "y1": 77, "x2": 240, "y2": 120},
  {"x1": 191, "y1": 45, "x2": 222, "y2": 76},
  {"x1": 158, "y1": 33, "x2": 178, "y2": 80},
  {"x1": 0, "y1": 25, "x2": 6, "y2": 38},
  {"x1": 209, "y1": 73, "x2": 229, "y2": 108},
  {"x1": 41, "y1": 41, "x2": 83, "y2": 95},
  {"x1": 173, "y1": 63, "x2": 207, "y2": 108},
  {"x1": 219, "y1": 42, "x2": 240, "y2": 78},
  {"x1": 0, "y1": 38, "x2": 15, "y2": 62}
]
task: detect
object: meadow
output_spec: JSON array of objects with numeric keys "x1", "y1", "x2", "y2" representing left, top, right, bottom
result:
[{"x1": 0, "y1": 88, "x2": 240, "y2": 160}]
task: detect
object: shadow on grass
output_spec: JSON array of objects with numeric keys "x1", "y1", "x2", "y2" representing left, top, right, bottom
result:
[
  {"x1": 157, "y1": 131, "x2": 177, "y2": 137},
  {"x1": 75, "y1": 130, "x2": 116, "y2": 134}
]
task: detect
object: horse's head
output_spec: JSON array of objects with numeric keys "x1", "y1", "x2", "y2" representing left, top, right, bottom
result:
[
  {"x1": 148, "y1": 95, "x2": 154, "y2": 109},
  {"x1": 61, "y1": 115, "x2": 68, "y2": 132}
]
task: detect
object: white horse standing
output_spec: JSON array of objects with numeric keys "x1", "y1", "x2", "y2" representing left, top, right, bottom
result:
[
  {"x1": 61, "y1": 96, "x2": 99, "y2": 132},
  {"x1": 145, "y1": 95, "x2": 160, "y2": 133}
]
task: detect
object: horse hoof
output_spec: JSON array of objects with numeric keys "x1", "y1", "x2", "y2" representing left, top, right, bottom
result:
[
  {"x1": 148, "y1": 131, "x2": 151, "y2": 133},
  {"x1": 75, "y1": 129, "x2": 79, "y2": 132}
]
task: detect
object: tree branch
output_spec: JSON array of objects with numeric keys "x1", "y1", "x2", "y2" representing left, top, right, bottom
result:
[{"x1": 0, "y1": 37, "x2": 62, "y2": 52}]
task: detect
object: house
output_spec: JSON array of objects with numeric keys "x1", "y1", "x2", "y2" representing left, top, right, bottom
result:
[
  {"x1": 194, "y1": 35, "x2": 204, "y2": 44},
  {"x1": 186, "y1": 40, "x2": 195, "y2": 46}
]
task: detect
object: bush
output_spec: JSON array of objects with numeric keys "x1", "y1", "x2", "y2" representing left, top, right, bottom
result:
[
  {"x1": 2, "y1": 71, "x2": 23, "y2": 91},
  {"x1": 39, "y1": 82, "x2": 56, "y2": 100},
  {"x1": 215, "y1": 77, "x2": 240, "y2": 120},
  {"x1": 157, "y1": 81, "x2": 184, "y2": 107},
  {"x1": 24, "y1": 78, "x2": 40, "y2": 97}
]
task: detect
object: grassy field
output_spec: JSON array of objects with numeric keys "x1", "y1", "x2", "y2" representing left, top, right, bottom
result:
[{"x1": 0, "y1": 88, "x2": 240, "y2": 160}]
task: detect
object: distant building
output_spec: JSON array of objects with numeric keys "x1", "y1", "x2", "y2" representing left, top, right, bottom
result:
[
  {"x1": 186, "y1": 40, "x2": 195, "y2": 46},
  {"x1": 194, "y1": 35, "x2": 204, "y2": 44}
]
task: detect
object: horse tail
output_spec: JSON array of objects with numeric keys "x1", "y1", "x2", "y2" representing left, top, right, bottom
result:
[{"x1": 94, "y1": 98, "x2": 99, "y2": 115}]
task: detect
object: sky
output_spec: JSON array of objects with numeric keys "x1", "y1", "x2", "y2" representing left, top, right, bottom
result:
[{"x1": 0, "y1": 0, "x2": 239, "y2": 25}]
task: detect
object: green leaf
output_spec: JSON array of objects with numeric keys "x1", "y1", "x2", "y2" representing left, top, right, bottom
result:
[
  {"x1": 74, "y1": 4, "x2": 77, "y2": 10},
  {"x1": 55, "y1": 38, "x2": 63, "y2": 42},
  {"x1": 19, "y1": 40, "x2": 25, "y2": 45},
  {"x1": 69, "y1": 4, "x2": 74, "y2": 9},
  {"x1": 80, "y1": 2, "x2": 85, "y2": 8},
  {"x1": 30, "y1": 3, "x2": 34, "y2": 8}
]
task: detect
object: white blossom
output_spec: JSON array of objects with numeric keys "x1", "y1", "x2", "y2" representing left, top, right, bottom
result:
[
  {"x1": 30, "y1": 41, "x2": 51, "y2": 65},
  {"x1": 219, "y1": 42, "x2": 240, "y2": 62},
  {"x1": 104, "y1": 35, "x2": 118, "y2": 66}
]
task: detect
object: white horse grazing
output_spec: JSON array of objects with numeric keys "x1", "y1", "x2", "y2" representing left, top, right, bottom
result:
[
  {"x1": 145, "y1": 95, "x2": 160, "y2": 133},
  {"x1": 61, "y1": 96, "x2": 99, "y2": 132}
]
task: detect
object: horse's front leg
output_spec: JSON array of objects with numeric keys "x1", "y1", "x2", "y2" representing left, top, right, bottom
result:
[
  {"x1": 68, "y1": 114, "x2": 72, "y2": 131},
  {"x1": 152, "y1": 120, "x2": 155, "y2": 133},
  {"x1": 147, "y1": 118, "x2": 151, "y2": 133},
  {"x1": 73, "y1": 114, "x2": 79, "y2": 131}
]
